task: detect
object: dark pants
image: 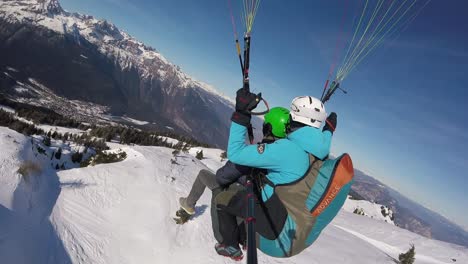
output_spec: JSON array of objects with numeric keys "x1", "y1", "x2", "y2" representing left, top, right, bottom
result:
[{"x1": 215, "y1": 185, "x2": 288, "y2": 248}]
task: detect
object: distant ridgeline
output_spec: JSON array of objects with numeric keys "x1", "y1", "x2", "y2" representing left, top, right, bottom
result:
[
  {"x1": 0, "y1": 0, "x2": 235, "y2": 148},
  {"x1": 350, "y1": 168, "x2": 468, "y2": 247},
  {"x1": 0, "y1": 94, "x2": 213, "y2": 150}
]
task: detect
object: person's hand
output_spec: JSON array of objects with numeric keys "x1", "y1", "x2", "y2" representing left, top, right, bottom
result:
[
  {"x1": 231, "y1": 87, "x2": 262, "y2": 127},
  {"x1": 234, "y1": 87, "x2": 262, "y2": 113},
  {"x1": 323, "y1": 112, "x2": 337, "y2": 134}
]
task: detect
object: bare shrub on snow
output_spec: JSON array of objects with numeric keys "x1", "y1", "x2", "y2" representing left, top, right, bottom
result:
[{"x1": 17, "y1": 161, "x2": 41, "y2": 182}]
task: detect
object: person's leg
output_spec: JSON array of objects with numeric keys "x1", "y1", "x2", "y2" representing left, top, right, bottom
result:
[
  {"x1": 211, "y1": 183, "x2": 245, "y2": 243},
  {"x1": 180, "y1": 169, "x2": 219, "y2": 214},
  {"x1": 210, "y1": 187, "x2": 223, "y2": 243},
  {"x1": 215, "y1": 204, "x2": 244, "y2": 260},
  {"x1": 237, "y1": 222, "x2": 247, "y2": 249},
  {"x1": 215, "y1": 186, "x2": 247, "y2": 248},
  {"x1": 216, "y1": 186, "x2": 289, "y2": 246},
  {"x1": 185, "y1": 169, "x2": 219, "y2": 207}
]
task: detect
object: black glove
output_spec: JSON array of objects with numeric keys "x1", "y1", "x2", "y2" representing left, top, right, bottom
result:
[
  {"x1": 323, "y1": 112, "x2": 337, "y2": 134},
  {"x1": 231, "y1": 87, "x2": 262, "y2": 127},
  {"x1": 234, "y1": 86, "x2": 261, "y2": 112}
]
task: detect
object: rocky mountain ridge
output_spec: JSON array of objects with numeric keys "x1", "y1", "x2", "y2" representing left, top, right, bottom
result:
[
  {"x1": 350, "y1": 169, "x2": 468, "y2": 247},
  {"x1": 0, "y1": 0, "x2": 236, "y2": 147}
]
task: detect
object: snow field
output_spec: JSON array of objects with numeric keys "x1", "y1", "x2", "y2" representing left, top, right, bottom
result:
[
  {"x1": 0, "y1": 126, "x2": 467, "y2": 263},
  {"x1": 342, "y1": 196, "x2": 395, "y2": 225}
]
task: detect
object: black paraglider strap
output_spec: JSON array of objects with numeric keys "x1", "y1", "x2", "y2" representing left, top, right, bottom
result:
[
  {"x1": 246, "y1": 171, "x2": 258, "y2": 264},
  {"x1": 322, "y1": 81, "x2": 342, "y2": 104}
]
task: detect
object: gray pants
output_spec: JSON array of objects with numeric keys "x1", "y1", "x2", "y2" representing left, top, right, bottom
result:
[
  {"x1": 186, "y1": 169, "x2": 223, "y2": 242},
  {"x1": 186, "y1": 169, "x2": 220, "y2": 207}
]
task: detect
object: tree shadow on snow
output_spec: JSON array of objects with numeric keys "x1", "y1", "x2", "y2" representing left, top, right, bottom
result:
[
  {"x1": 61, "y1": 180, "x2": 93, "y2": 189},
  {"x1": 8, "y1": 152, "x2": 73, "y2": 264}
]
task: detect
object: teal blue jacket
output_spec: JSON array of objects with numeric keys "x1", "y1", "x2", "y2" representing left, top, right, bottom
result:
[{"x1": 227, "y1": 122, "x2": 333, "y2": 201}]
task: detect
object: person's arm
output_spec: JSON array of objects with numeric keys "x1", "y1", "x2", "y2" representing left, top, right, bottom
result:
[
  {"x1": 227, "y1": 87, "x2": 289, "y2": 169},
  {"x1": 314, "y1": 112, "x2": 337, "y2": 159},
  {"x1": 227, "y1": 122, "x2": 283, "y2": 169},
  {"x1": 312, "y1": 129, "x2": 333, "y2": 160}
]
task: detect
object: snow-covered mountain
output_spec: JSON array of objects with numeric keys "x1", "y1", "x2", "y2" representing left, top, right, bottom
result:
[
  {"x1": 350, "y1": 169, "x2": 468, "y2": 248},
  {"x1": 0, "y1": 0, "x2": 229, "y2": 98},
  {"x1": 0, "y1": 0, "x2": 239, "y2": 147},
  {"x1": 0, "y1": 126, "x2": 467, "y2": 264},
  {"x1": 343, "y1": 197, "x2": 395, "y2": 225}
]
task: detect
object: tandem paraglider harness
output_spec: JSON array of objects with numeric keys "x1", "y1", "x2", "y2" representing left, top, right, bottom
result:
[{"x1": 246, "y1": 154, "x2": 354, "y2": 258}]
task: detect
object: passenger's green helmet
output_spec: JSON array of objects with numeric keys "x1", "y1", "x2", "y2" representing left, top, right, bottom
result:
[{"x1": 264, "y1": 107, "x2": 291, "y2": 138}]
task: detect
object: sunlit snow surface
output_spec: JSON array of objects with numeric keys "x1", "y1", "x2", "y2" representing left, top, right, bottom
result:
[{"x1": 0, "y1": 127, "x2": 466, "y2": 264}]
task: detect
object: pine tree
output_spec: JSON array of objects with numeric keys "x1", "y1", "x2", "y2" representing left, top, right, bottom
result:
[
  {"x1": 174, "y1": 141, "x2": 184, "y2": 151},
  {"x1": 43, "y1": 136, "x2": 51, "y2": 147},
  {"x1": 196, "y1": 150, "x2": 204, "y2": 160},
  {"x1": 63, "y1": 132, "x2": 69, "y2": 142},
  {"x1": 220, "y1": 151, "x2": 227, "y2": 161},
  {"x1": 381, "y1": 206, "x2": 389, "y2": 217},
  {"x1": 55, "y1": 148, "x2": 62, "y2": 160},
  {"x1": 172, "y1": 149, "x2": 180, "y2": 156},
  {"x1": 399, "y1": 244, "x2": 415, "y2": 264},
  {"x1": 182, "y1": 143, "x2": 190, "y2": 154},
  {"x1": 105, "y1": 132, "x2": 113, "y2": 142},
  {"x1": 71, "y1": 152, "x2": 83, "y2": 163}
]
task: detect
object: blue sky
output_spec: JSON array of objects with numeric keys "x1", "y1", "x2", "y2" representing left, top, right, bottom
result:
[{"x1": 60, "y1": 0, "x2": 468, "y2": 228}]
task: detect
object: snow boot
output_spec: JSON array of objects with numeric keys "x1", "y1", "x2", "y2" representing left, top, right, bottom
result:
[
  {"x1": 174, "y1": 208, "x2": 192, "y2": 224},
  {"x1": 179, "y1": 197, "x2": 195, "y2": 215},
  {"x1": 239, "y1": 240, "x2": 247, "y2": 251},
  {"x1": 238, "y1": 222, "x2": 247, "y2": 250},
  {"x1": 215, "y1": 243, "x2": 244, "y2": 261}
]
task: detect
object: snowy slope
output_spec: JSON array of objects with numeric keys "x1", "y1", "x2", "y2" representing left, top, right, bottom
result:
[
  {"x1": 0, "y1": 127, "x2": 27, "y2": 209},
  {"x1": 37, "y1": 124, "x2": 85, "y2": 135},
  {"x1": 0, "y1": 126, "x2": 467, "y2": 264},
  {"x1": 0, "y1": 127, "x2": 75, "y2": 264},
  {"x1": 343, "y1": 197, "x2": 395, "y2": 225}
]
